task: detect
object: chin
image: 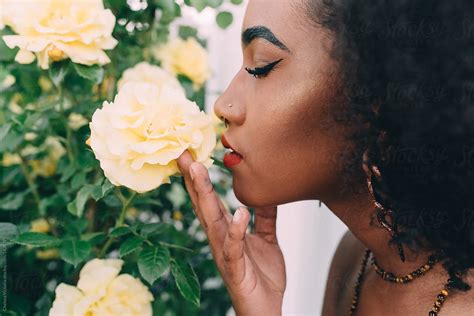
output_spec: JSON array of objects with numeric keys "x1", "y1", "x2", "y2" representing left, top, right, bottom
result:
[
  {"x1": 233, "y1": 180, "x2": 287, "y2": 208},
  {"x1": 233, "y1": 180, "x2": 264, "y2": 208}
]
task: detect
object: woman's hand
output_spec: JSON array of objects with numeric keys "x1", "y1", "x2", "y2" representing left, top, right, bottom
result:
[{"x1": 177, "y1": 150, "x2": 286, "y2": 316}]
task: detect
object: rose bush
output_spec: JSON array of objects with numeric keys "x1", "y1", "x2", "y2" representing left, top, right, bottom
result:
[{"x1": 0, "y1": 0, "x2": 241, "y2": 315}]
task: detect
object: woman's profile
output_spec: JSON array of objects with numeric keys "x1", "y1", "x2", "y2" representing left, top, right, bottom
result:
[{"x1": 177, "y1": 0, "x2": 474, "y2": 315}]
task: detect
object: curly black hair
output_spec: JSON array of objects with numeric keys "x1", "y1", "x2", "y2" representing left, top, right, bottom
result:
[{"x1": 306, "y1": 0, "x2": 474, "y2": 292}]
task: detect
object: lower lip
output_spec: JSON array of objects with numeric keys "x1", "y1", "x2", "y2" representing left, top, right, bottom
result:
[{"x1": 223, "y1": 151, "x2": 243, "y2": 168}]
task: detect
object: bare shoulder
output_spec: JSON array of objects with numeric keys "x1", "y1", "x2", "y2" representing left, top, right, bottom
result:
[{"x1": 321, "y1": 229, "x2": 366, "y2": 316}]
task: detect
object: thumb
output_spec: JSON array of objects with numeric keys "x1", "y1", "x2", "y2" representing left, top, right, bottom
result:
[{"x1": 223, "y1": 207, "x2": 254, "y2": 287}]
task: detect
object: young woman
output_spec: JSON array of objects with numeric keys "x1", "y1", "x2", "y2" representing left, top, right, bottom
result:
[{"x1": 177, "y1": 0, "x2": 474, "y2": 315}]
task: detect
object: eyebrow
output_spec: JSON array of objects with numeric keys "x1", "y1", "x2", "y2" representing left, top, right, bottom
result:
[{"x1": 241, "y1": 26, "x2": 290, "y2": 52}]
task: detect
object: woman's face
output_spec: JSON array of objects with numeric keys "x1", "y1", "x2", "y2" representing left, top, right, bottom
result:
[{"x1": 214, "y1": 0, "x2": 359, "y2": 207}]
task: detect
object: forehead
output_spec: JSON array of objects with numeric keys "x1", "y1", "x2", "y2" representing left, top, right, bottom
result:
[{"x1": 242, "y1": 0, "x2": 309, "y2": 46}]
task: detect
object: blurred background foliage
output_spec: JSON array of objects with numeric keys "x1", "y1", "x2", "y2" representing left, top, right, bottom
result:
[{"x1": 0, "y1": 0, "x2": 242, "y2": 315}]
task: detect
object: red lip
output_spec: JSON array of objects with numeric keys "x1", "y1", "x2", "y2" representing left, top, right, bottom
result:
[
  {"x1": 221, "y1": 134, "x2": 243, "y2": 168},
  {"x1": 221, "y1": 134, "x2": 242, "y2": 156}
]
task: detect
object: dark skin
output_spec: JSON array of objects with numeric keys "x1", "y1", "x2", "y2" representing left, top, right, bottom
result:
[{"x1": 177, "y1": 0, "x2": 474, "y2": 315}]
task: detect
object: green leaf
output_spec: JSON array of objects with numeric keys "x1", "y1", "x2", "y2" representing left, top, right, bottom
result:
[
  {"x1": 140, "y1": 223, "x2": 166, "y2": 238},
  {"x1": 154, "y1": 0, "x2": 175, "y2": 12},
  {"x1": 73, "y1": 64, "x2": 104, "y2": 84},
  {"x1": 206, "y1": 0, "x2": 223, "y2": 8},
  {"x1": 24, "y1": 112, "x2": 44, "y2": 128},
  {"x1": 119, "y1": 236, "x2": 143, "y2": 258},
  {"x1": 15, "y1": 232, "x2": 60, "y2": 248},
  {"x1": 81, "y1": 232, "x2": 106, "y2": 245},
  {"x1": 59, "y1": 239, "x2": 91, "y2": 267},
  {"x1": 216, "y1": 11, "x2": 233, "y2": 29},
  {"x1": 189, "y1": 0, "x2": 206, "y2": 12},
  {"x1": 230, "y1": 0, "x2": 243, "y2": 4},
  {"x1": 67, "y1": 185, "x2": 93, "y2": 217},
  {"x1": 90, "y1": 185, "x2": 103, "y2": 201},
  {"x1": 102, "y1": 179, "x2": 115, "y2": 197},
  {"x1": 178, "y1": 26, "x2": 198, "y2": 40},
  {"x1": 0, "y1": 223, "x2": 19, "y2": 247},
  {"x1": 0, "y1": 131, "x2": 22, "y2": 153},
  {"x1": 62, "y1": 218, "x2": 88, "y2": 237},
  {"x1": 0, "y1": 28, "x2": 17, "y2": 62},
  {"x1": 70, "y1": 172, "x2": 87, "y2": 191},
  {"x1": 48, "y1": 60, "x2": 70, "y2": 87},
  {"x1": 59, "y1": 163, "x2": 77, "y2": 183},
  {"x1": 170, "y1": 259, "x2": 200, "y2": 307},
  {"x1": 0, "y1": 192, "x2": 25, "y2": 211},
  {"x1": 137, "y1": 245, "x2": 170, "y2": 285},
  {"x1": 0, "y1": 123, "x2": 12, "y2": 142},
  {"x1": 109, "y1": 226, "x2": 132, "y2": 238}
]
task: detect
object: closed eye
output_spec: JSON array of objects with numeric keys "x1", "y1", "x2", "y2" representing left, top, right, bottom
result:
[{"x1": 245, "y1": 58, "x2": 284, "y2": 79}]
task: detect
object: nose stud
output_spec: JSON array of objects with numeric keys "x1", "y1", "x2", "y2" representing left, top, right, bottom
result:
[{"x1": 227, "y1": 103, "x2": 233, "y2": 107}]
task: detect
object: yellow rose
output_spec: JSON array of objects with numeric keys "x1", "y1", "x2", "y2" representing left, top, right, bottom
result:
[
  {"x1": 2, "y1": 153, "x2": 21, "y2": 167},
  {"x1": 49, "y1": 258, "x2": 153, "y2": 316},
  {"x1": 20, "y1": 145, "x2": 40, "y2": 157},
  {"x1": 76, "y1": 258, "x2": 123, "y2": 294},
  {"x1": 1, "y1": 0, "x2": 117, "y2": 69},
  {"x1": 117, "y1": 62, "x2": 184, "y2": 93},
  {"x1": 89, "y1": 81, "x2": 216, "y2": 193},
  {"x1": 24, "y1": 132, "x2": 38, "y2": 141},
  {"x1": 1, "y1": 74, "x2": 15, "y2": 89},
  {"x1": 87, "y1": 274, "x2": 154, "y2": 316},
  {"x1": 49, "y1": 283, "x2": 86, "y2": 316},
  {"x1": 30, "y1": 158, "x2": 57, "y2": 177},
  {"x1": 44, "y1": 136, "x2": 66, "y2": 161},
  {"x1": 173, "y1": 210, "x2": 183, "y2": 221},
  {"x1": 38, "y1": 76, "x2": 53, "y2": 92},
  {"x1": 28, "y1": 136, "x2": 65, "y2": 177},
  {"x1": 68, "y1": 113, "x2": 89, "y2": 131},
  {"x1": 30, "y1": 218, "x2": 50, "y2": 233},
  {"x1": 36, "y1": 248, "x2": 60, "y2": 260},
  {"x1": 153, "y1": 37, "x2": 211, "y2": 89}
]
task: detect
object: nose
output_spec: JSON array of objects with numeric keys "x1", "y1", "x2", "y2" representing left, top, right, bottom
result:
[{"x1": 213, "y1": 74, "x2": 246, "y2": 127}]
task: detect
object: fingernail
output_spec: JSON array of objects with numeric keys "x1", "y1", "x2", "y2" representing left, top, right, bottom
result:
[
  {"x1": 189, "y1": 164, "x2": 195, "y2": 181},
  {"x1": 233, "y1": 207, "x2": 243, "y2": 223}
]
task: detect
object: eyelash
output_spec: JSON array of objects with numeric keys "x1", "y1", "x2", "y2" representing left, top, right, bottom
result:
[{"x1": 245, "y1": 58, "x2": 284, "y2": 79}]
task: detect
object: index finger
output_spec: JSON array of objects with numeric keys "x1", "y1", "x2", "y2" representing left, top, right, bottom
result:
[
  {"x1": 177, "y1": 150, "x2": 199, "y2": 208},
  {"x1": 190, "y1": 161, "x2": 229, "y2": 267}
]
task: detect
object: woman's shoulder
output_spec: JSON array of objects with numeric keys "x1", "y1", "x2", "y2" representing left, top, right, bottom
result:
[{"x1": 321, "y1": 229, "x2": 366, "y2": 316}]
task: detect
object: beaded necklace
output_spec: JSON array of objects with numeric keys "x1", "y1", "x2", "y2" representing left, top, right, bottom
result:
[{"x1": 349, "y1": 248, "x2": 455, "y2": 316}]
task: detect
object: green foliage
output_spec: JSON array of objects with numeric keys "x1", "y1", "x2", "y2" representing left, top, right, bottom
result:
[
  {"x1": 171, "y1": 258, "x2": 201, "y2": 307},
  {"x1": 138, "y1": 245, "x2": 170, "y2": 285},
  {"x1": 73, "y1": 64, "x2": 105, "y2": 84},
  {"x1": 0, "y1": 0, "x2": 242, "y2": 315},
  {"x1": 59, "y1": 239, "x2": 92, "y2": 267},
  {"x1": 216, "y1": 11, "x2": 234, "y2": 29},
  {"x1": 15, "y1": 232, "x2": 60, "y2": 248},
  {"x1": 119, "y1": 236, "x2": 144, "y2": 257}
]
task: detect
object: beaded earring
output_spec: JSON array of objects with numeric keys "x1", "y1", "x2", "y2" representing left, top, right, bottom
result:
[{"x1": 362, "y1": 149, "x2": 406, "y2": 262}]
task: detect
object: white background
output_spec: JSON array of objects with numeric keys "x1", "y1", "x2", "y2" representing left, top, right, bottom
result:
[{"x1": 172, "y1": 2, "x2": 348, "y2": 315}]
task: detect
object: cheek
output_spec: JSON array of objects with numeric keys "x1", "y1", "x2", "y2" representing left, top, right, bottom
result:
[{"x1": 233, "y1": 77, "x2": 348, "y2": 206}]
